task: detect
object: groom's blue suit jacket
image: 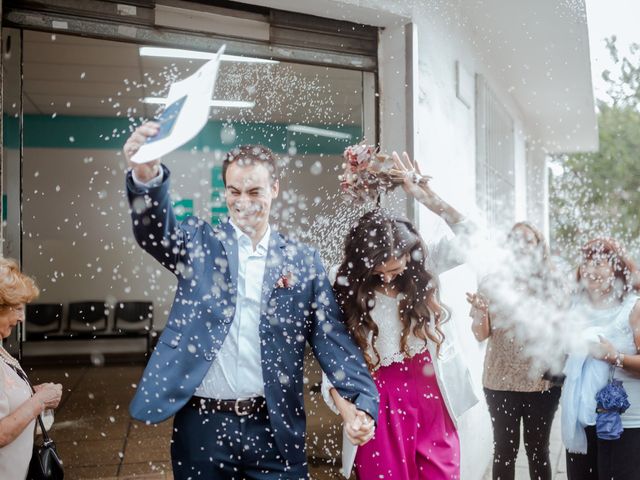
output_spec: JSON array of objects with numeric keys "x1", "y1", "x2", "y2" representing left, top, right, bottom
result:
[{"x1": 126, "y1": 167, "x2": 378, "y2": 463}]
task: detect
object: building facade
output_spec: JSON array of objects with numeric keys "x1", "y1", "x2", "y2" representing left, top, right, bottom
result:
[{"x1": 0, "y1": 1, "x2": 597, "y2": 477}]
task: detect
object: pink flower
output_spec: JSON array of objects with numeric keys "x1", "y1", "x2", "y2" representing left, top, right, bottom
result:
[
  {"x1": 340, "y1": 141, "x2": 400, "y2": 204},
  {"x1": 276, "y1": 272, "x2": 294, "y2": 289}
]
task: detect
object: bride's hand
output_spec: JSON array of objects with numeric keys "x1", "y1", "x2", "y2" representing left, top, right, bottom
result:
[
  {"x1": 389, "y1": 151, "x2": 430, "y2": 198},
  {"x1": 331, "y1": 388, "x2": 375, "y2": 446},
  {"x1": 390, "y1": 151, "x2": 442, "y2": 208}
]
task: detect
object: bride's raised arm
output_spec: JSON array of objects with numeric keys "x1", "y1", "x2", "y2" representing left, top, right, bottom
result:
[
  {"x1": 390, "y1": 151, "x2": 473, "y2": 275},
  {"x1": 390, "y1": 151, "x2": 465, "y2": 227}
]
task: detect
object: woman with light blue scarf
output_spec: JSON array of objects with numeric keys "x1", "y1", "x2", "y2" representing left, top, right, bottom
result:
[{"x1": 561, "y1": 238, "x2": 640, "y2": 480}]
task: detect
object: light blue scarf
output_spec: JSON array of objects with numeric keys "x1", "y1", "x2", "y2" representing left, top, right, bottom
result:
[
  {"x1": 561, "y1": 346, "x2": 609, "y2": 453},
  {"x1": 561, "y1": 296, "x2": 637, "y2": 454}
]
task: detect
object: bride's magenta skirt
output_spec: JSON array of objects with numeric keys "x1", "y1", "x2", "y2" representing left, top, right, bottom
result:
[{"x1": 354, "y1": 351, "x2": 460, "y2": 479}]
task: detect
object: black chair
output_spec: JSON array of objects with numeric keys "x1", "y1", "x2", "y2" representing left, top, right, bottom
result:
[
  {"x1": 114, "y1": 301, "x2": 154, "y2": 354},
  {"x1": 67, "y1": 301, "x2": 109, "y2": 334},
  {"x1": 25, "y1": 303, "x2": 63, "y2": 339}
]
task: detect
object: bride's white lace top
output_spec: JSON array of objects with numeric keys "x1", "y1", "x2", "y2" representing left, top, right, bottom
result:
[{"x1": 364, "y1": 292, "x2": 432, "y2": 369}]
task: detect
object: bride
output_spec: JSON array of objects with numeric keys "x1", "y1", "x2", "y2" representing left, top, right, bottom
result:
[{"x1": 322, "y1": 152, "x2": 478, "y2": 479}]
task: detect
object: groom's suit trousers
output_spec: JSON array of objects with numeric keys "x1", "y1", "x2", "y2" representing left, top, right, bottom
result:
[{"x1": 171, "y1": 399, "x2": 309, "y2": 479}]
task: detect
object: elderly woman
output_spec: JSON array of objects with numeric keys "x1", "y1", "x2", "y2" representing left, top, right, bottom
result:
[{"x1": 0, "y1": 257, "x2": 62, "y2": 479}]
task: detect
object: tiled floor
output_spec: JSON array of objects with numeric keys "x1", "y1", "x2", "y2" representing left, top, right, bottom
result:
[
  {"x1": 25, "y1": 359, "x2": 346, "y2": 480},
  {"x1": 26, "y1": 360, "x2": 566, "y2": 480}
]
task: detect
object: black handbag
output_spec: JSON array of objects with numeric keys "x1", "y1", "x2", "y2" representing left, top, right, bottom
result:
[
  {"x1": 27, "y1": 414, "x2": 64, "y2": 480},
  {"x1": 7, "y1": 364, "x2": 64, "y2": 480}
]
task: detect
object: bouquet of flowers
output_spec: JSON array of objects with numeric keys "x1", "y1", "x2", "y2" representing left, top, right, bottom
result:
[
  {"x1": 595, "y1": 377, "x2": 630, "y2": 440},
  {"x1": 339, "y1": 143, "x2": 401, "y2": 203}
]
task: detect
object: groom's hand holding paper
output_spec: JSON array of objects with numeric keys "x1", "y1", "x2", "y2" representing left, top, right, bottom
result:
[{"x1": 123, "y1": 121, "x2": 161, "y2": 182}]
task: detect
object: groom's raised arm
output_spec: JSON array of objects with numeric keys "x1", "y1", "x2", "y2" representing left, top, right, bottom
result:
[
  {"x1": 126, "y1": 165, "x2": 193, "y2": 274},
  {"x1": 124, "y1": 122, "x2": 197, "y2": 274},
  {"x1": 307, "y1": 250, "x2": 379, "y2": 423}
]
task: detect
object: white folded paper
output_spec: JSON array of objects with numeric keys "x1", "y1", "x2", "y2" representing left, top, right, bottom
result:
[
  {"x1": 341, "y1": 427, "x2": 358, "y2": 478},
  {"x1": 131, "y1": 45, "x2": 226, "y2": 164}
]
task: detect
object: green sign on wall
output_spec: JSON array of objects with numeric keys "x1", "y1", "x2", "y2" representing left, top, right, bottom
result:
[
  {"x1": 211, "y1": 166, "x2": 227, "y2": 224},
  {"x1": 170, "y1": 167, "x2": 228, "y2": 224},
  {"x1": 173, "y1": 199, "x2": 194, "y2": 222},
  {"x1": 3, "y1": 114, "x2": 362, "y2": 155}
]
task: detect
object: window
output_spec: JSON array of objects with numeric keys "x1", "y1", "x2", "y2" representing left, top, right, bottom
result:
[{"x1": 475, "y1": 74, "x2": 515, "y2": 230}]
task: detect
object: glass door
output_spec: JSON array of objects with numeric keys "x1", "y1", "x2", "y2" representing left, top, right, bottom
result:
[
  {"x1": 18, "y1": 30, "x2": 373, "y2": 345},
  {"x1": 1, "y1": 27, "x2": 22, "y2": 356}
]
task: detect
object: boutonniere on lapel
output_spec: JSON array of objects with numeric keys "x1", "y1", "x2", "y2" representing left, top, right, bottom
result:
[{"x1": 275, "y1": 271, "x2": 295, "y2": 289}]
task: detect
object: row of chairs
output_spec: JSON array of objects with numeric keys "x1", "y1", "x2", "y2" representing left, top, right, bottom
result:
[{"x1": 26, "y1": 301, "x2": 154, "y2": 355}]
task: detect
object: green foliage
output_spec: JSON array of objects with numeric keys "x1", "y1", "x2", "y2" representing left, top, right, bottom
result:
[
  {"x1": 602, "y1": 35, "x2": 640, "y2": 108},
  {"x1": 550, "y1": 37, "x2": 640, "y2": 263}
]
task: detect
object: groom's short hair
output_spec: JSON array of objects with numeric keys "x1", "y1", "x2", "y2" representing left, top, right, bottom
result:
[{"x1": 222, "y1": 145, "x2": 279, "y2": 186}]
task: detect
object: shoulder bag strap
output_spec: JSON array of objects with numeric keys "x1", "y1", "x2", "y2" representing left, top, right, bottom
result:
[{"x1": 4, "y1": 361, "x2": 52, "y2": 443}]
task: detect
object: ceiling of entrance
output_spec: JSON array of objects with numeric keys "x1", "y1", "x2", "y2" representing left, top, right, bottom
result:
[{"x1": 14, "y1": 30, "x2": 364, "y2": 126}]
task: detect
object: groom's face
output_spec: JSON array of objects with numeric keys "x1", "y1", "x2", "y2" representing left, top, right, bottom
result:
[{"x1": 225, "y1": 161, "x2": 279, "y2": 236}]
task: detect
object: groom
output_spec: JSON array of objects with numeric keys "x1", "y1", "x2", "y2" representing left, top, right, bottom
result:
[{"x1": 123, "y1": 122, "x2": 378, "y2": 479}]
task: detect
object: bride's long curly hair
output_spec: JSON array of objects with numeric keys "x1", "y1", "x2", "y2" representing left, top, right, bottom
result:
[{"x1": 333, "y1": 209, "x2": 447, "y2": 371}]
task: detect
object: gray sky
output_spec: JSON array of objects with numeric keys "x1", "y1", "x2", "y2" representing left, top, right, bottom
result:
[{"x1": 587, "y1": 0, "x2": 640, "y2": 101}]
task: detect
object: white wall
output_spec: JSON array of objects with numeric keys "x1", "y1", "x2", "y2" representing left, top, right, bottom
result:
[{"x1": 526, "y1": 145, "x2": 550, "y2": 236}]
